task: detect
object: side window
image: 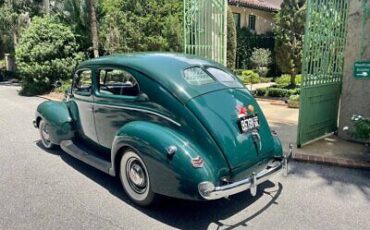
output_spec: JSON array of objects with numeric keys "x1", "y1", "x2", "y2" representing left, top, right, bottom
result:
[
  {"x1": 98, "y1": 68, "x2": 140, "y2": 97},
  {"x1": 73, "y1": 69, "x2": 92, "y2": 95}
]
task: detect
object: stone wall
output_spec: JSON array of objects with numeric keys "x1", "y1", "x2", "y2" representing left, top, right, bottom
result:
[{"x1": 338, "y1": 0, "x2": 370, "y2": 141}]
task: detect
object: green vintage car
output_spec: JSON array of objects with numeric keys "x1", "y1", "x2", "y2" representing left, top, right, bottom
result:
[{"x1": 34, "y1": 53, "x2": 289, "y2": 206}]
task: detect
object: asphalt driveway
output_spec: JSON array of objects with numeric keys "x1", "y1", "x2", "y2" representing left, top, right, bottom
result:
[{"x1": 0, "y1": 85, "x2": 369, "y2": 230}]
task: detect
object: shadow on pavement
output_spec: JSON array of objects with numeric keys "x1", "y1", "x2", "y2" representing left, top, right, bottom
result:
[
  {"x1": 36, "y1": 141, "x2": 284, "y2": 230},
  {"x1": 289, "y1": 161, "x2": 370, "y2": 202}
]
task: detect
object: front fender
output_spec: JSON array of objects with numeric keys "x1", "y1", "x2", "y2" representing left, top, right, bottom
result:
[
  {"x1": 35, "y1": 101, "x2": 74, "y2": 144},
  {"x1": 111, "y1": 121, "x2": 228, "y2": 200}
]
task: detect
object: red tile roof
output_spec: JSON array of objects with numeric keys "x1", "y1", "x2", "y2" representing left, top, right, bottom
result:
[{"x1": 229, "y1": 0, "x2": 283, "y2": 12}]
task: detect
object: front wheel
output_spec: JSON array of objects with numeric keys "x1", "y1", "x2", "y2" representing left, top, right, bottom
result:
[
  {"x1": 119, "y1": 149, "x2": 156, "y2": 206},
  {"x1": 39, "y1": 119, "x2": 57, "y2": 149}
]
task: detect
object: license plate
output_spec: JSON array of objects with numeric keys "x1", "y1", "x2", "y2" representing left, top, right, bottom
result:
[{"x1": 239, "y1": 115, "x2": 259, "y2": 133}]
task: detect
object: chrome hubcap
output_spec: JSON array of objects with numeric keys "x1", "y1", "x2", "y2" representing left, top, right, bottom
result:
[{"x1": 126, "y1": 158, "x2": 147, "y2": 194}]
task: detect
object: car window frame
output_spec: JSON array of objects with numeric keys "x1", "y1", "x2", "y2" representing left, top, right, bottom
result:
[
  {"x1": 181, "y1": 65, "x2": 238, "y2": 86},
  {"x1": 203, "y1": 65, "x2": 238, "y2": 82},
  {"x1": 72, "y1": 68, "x2": 93, "y2": 97},
  {"x1": 94, "y1": 65, "x2": 141, "y2": 101},
  {"x1": 181, "y1": 65, "x2": 217, "y2": 86}
]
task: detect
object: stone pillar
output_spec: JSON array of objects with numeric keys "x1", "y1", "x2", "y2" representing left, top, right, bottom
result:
[
  {"x1": 338, "y1": 0, "x2": 370, "y2": 141},
  {"x1": 5, "y1": 53, "x2": 15, "y2": 72}
]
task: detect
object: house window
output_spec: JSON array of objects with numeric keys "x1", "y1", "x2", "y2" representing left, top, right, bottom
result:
[
  {"x1": 233, "y1": 13, "x2": 241, "y2": 28},
  {"x1": 248, "y1": 15, "x2": 256, "y2": 30}
]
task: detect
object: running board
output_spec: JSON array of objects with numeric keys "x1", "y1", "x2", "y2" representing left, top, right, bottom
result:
[{"x1": 60, "y1": 140, "x2": 112, "y2": 175}]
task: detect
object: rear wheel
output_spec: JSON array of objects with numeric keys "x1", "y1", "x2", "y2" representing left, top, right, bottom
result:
[
  {"x1": 39, "y1": 119, "x2": 57, "y2": 149},
  {"x1": 119, "y1": 149, "x2": 156, "y2": 206}
]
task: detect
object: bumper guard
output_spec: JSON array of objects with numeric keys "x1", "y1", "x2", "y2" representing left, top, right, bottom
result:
[{"x1": 199, "y1": 144, "x2": 293, "y2": 200}]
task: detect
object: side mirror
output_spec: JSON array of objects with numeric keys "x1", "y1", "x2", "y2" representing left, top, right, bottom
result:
[
  {"x1": 136, "y1": 92, "x2": 149, "y2": 102},
  {"x1": 53, "y1": 80, "x2": 62, "y2": 88}
]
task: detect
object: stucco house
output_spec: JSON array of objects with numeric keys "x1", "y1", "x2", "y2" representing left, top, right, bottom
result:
[{"x1": 228, "y1": 0, "x2": 283, "y2": 34}]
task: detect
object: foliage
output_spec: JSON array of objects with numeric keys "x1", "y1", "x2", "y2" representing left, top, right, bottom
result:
[
  {"x1": 15, "y1": 16, "x2": 84, "y2": 95},
  {"x1": 100, "y1": 0, "x2": 183, "y2": 54},
  {"x1": 344, "y1": 115, "x2": 370, "y2": 141},
  {"x1": 275, "y1": 74, "x2": 302, "y2": 85},
  {"x1": 236, "y1": 28, "x2": 274, "y2": 69},
  {"x1": 0, "y1": 59, "x2": 5, "y2": 69},
  {"x1": 260, "y1": 77, "x2": 273, "y2": 83},
  {"x1": 255, "y1": 87, "x2": 267, "y2": 96},
  {"x1": 239, "y1": 70, "x2": 260, "y2": 84},
  {"x1": 250, "y1": 48, "x2": 272, "y2": 77},
  {"x1": 274, "y1": 0, "x2": 306, "y2": 86},
  {"x1": 255, "y1": 85, "x2": 300, "y2": 98},
  {"x1": 289, "y1": 94, "x2": 300, "y2": 101},
  {"x1": 52, "y1": 0, "x2": 92, "y2": 54},
  {"x1": 54, "y1": 79, "x2": 73, "y2": 94},
  {"x1": 226, "y1": 7, "x2": 237, "y2": 69},
  {"x1": 0, "y1": 0, "x2": 43, "y2": 57}
]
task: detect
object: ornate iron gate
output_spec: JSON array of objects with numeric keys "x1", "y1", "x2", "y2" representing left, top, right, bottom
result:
[
  {"x1": 298, "y1": 0, "x2": 349, "y2": 146},
  {"x1": 184, "y1": 0, "x2": 227, "y2": 65}
]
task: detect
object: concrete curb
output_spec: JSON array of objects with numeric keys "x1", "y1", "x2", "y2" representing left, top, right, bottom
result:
[{"x1": 292, "y1": 152, "x2": 370, "y2": 170}]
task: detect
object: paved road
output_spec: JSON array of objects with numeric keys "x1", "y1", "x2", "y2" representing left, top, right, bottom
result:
[{"x1": 0, "y1": 85, "x2": 369, "y2": 230}]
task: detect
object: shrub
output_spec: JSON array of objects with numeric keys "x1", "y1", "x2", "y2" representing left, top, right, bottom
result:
[
  {"x1": 233, "y1": 69, "x2": 245, "y2": 76},
  {"x1": 256, "y1": 86, "x2": 300, "y2": 98},
  {"x1": 241, "y1": 70, "x2": 260, "y2": 84},
  {"x1": 236, "y1": 28, "x2": 274, "y2": 69},
  {"x1": 289, "y1": 94, "x2": 300, "y2": 101},
  {"x1": 15, "y1": 16, "x2": 84, "y2": 95},
  {"x1": 0, "y1": 59, "x2": 5, "y2": 69},
  {"x1": 260, "y1": 77, "x2": 273, "y2": 83},
  {"x1": 288, "y1": 94, "x2": 300, "y2": 108},
  {"x1": 250, "y1": 48, "x2": 272, "y2": 77},
  {"x1": 275, "y1": 74, "x2": 302, "y2": 85},
  {"x1": 266, "y1": 88, "x2": 292, "y2": 97},
  {"x1": 54, "y1": 79, "x2": 73, "y2": 94},
  {"x1": 348, "y1": 115, "x2": 370, "y2": 141},
  {"x1": 255, "y1": 87, "x2": 267, "y2": 96}
]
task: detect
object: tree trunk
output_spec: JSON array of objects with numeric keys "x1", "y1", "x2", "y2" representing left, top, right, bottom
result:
[
  {"x1": 88, "y1": 0, "x2": 99, "y2": 58},
  {"x1": 290, "y1": 73, "x2": 296, "y2": 87}
]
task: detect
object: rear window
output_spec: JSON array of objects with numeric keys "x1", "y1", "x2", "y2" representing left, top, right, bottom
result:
[
  {"x1": 206, "y1": 67, "x2": 235, "y2": 82},
  {"x1": 183, "y1": 67, "x2": 215, "y2": 85}
]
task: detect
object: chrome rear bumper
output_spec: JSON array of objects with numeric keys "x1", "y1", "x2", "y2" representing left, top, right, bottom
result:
[{"x1": 199, "y1": 147, "x2": 292, "y2": 200}]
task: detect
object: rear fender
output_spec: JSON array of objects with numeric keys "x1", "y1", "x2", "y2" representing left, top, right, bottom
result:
[
  {"x1": 35, "y1": 101, "x2": 74, "y2": 144},
  {"x1": 111, "y1": 121, "x2": 222, "y2": 200}
]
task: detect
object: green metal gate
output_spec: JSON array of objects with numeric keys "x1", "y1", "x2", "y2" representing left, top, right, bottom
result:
[
  {"x1": 184, "y1": 0, "x2": 227, "y2": 65},
  {"x1": 298, "y1": 0, "x2": 349, "y2": 146}
]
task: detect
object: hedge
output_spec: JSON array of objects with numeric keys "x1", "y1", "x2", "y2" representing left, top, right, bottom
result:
[{"x1": 255, "y1": 86, "x2": 300, "y2": 98}]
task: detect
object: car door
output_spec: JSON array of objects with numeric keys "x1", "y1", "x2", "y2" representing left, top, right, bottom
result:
[
  {"x1": 69, "y1": 68, "x2": 99, "y2": 144},
  {"x1": 93, "y1": 67, "x2": 144, "y2": 149}
]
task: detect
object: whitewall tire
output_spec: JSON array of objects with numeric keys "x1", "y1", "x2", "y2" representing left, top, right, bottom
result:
[
  {"x1": 119, "y1": 149, "x2": 156, "y2": 206},
  {"x1": 39, "y1": 119, "x2": 57, "y2": 149}
]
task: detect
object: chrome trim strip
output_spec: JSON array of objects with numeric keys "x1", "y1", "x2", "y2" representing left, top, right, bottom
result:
[
  {"x1": 93, "y1": 103, "x2": 181, "y2": 127},
  {"x1": 199, "y1": 158, "x2": 285, "y2": 200}
]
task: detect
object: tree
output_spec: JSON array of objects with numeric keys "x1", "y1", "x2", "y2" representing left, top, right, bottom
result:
[
  {"x1": 87, "y1": 0, "x2": 99, "y2": 57},
  {"x1": 15, "y1": 16, "x2": 84, "y2": 95},
  {"x1": 0, "y1": 0, "x2": 42, "y2": 57},
  {"x1": 274, "y1": 0, "x2": 306, "y2": 86},
  {"x1": 250, "y1": 48, "x2": 272, "y2": 77},
  {"x1": 100, "y1": 0, "x2": 183, "y2": 54},
  {"x1": 226, "y1": 7, "x2": 236, "y2": 69}
]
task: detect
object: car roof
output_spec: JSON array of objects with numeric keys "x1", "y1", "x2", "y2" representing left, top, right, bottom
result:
[{"x1": 78, "y1": 53, "x2": 238, "y2": 103}]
